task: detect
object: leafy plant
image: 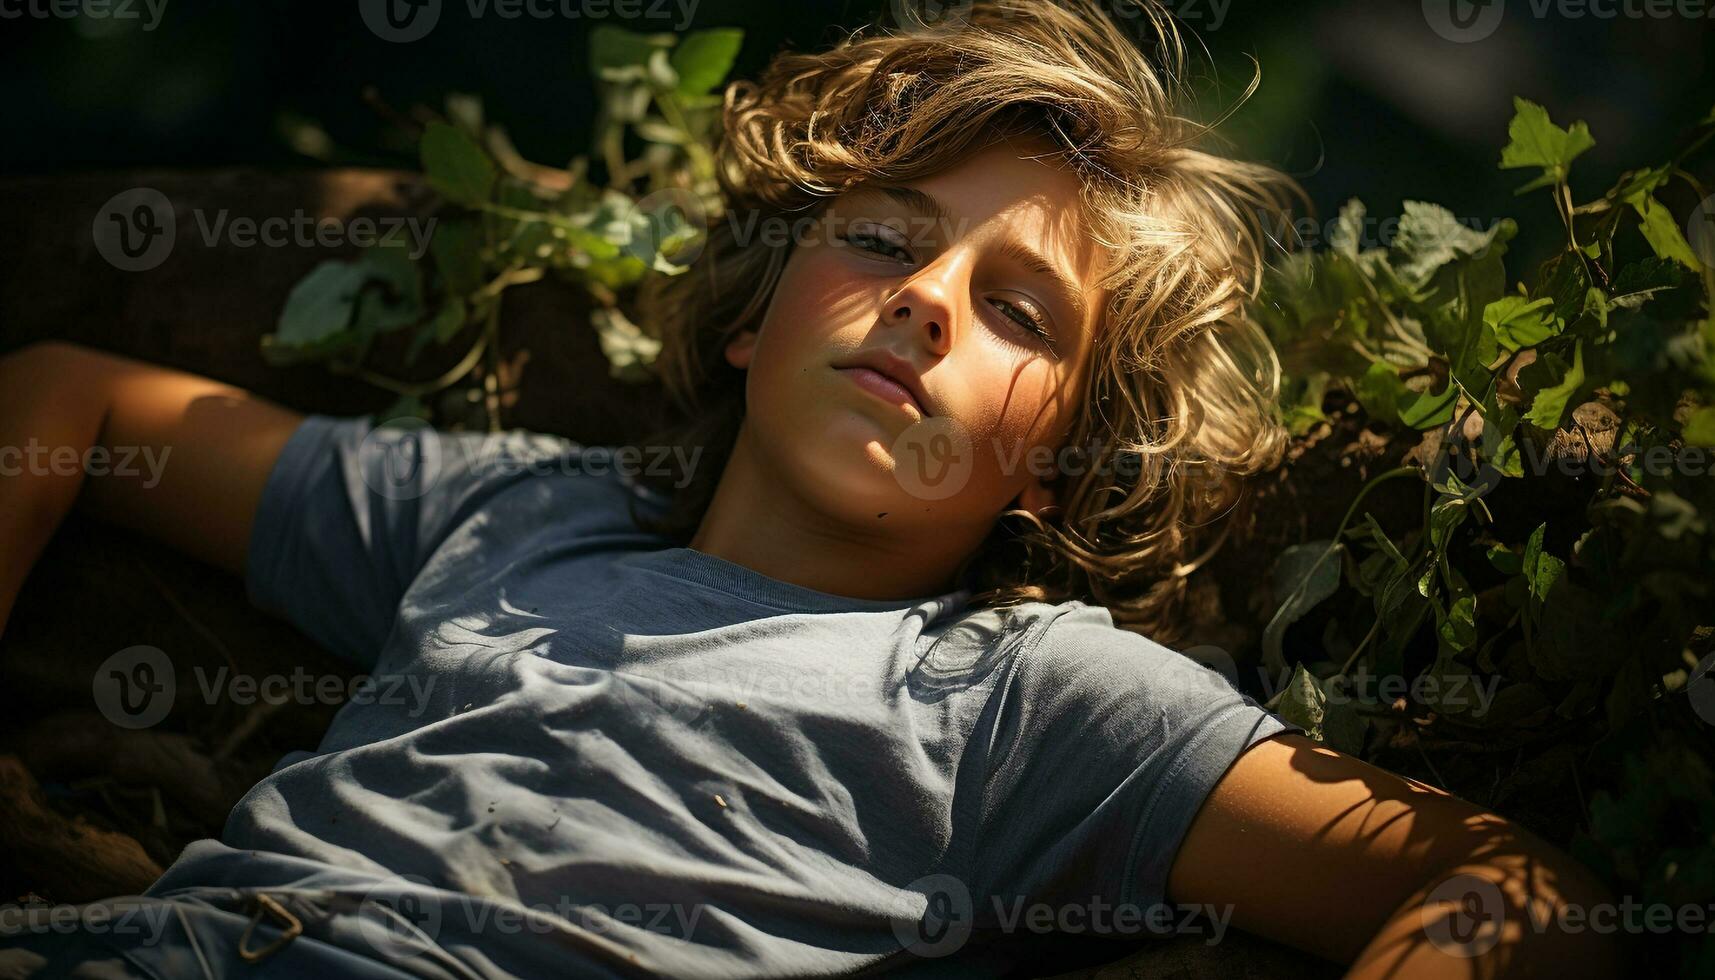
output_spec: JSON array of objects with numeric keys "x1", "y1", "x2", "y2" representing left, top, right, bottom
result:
[
  {"x1": 265, "y1": 25, "x2": 742, "y2": 425},
  {"x1": 1259, "y1": 98, "x2": 1715, "y2": 975}
]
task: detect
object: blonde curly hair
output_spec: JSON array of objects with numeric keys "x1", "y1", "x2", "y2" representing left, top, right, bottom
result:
[{"x1": 634, "y1": 0, "x2": 1301, "y2": 645}]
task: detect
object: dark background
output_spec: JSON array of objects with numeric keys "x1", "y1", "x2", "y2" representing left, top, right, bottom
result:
[{"x1": 1, "y1": 0, "x2": 1711, "y2": 271}]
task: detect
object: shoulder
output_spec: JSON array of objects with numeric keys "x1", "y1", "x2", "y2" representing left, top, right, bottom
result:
[
  {"x1": 1001, "y1": 599, "x2": 1232, "y2": 697},
  {"x1": 325, "y1": 417, "x2": 668, "y2": 509},
  {"x1": 980, "y1": 598, "x2": 1264, "y2": 753}
]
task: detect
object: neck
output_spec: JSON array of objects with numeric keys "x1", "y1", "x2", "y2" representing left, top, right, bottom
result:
[{"x1": 688, "y1": 424, "x2": 985, "y2": 601}]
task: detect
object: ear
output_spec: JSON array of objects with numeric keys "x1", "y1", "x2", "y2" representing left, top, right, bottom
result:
[{"x1": 723, "y1": 328, "x2": 758, "y2": 369}]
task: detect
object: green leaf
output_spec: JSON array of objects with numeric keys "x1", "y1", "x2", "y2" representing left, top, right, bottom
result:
[
  {"x1": 274, "y1": 260, "x2": 368, "y2": 349},
  {"x1": 590, "y1": 25, "x2": 672, "y2": 74},
  {"x1": 421, "y1": 121, "x2": 496, "y2": 207},
  {"x1": 405, "y1": 297, "x2": 469, "y2": 365},
  {"x1": 348, "y1": 244, "x2": 423, "y2": 335},
  {"x1": 430, "y1": 218, "x2": 486, "y2": 296},
  {"x1": 1607, "y1": 257, "x2": 1686, "y2": 310},
  {"x1": 1486, "y1": 543, "x2": 1523, "y2": 576},
  {"x1": 1522, "y1": 523, "x2": 1565, "y2": 607},
  {"x1": 670, "y1": 28, "x2": 743, "y2": 96},
  {"x1": 1538, "y1": 252, "x2": 1592, "y2": 324},
  {"x1": 1498, "y1": 97, "x2": 1595, "y2": 194},
  {"x1": 1429, "y1": 495, "x2": 1473, "y2": 555},
  {"x1": 1282, "y1": 371, "x2": 1331, "y2": 435},
  {"x1": 1277, "y1": 664, "x2": 1327, "y2": 740},
  {"x1": 1629, "y1": 194, "x2": 1701, "y2": 271},
  {"x1": 1398, "y1": 380, "x2": 1457, "y2": 430},
  {"x1": 1263, "y1": 542, "x2": 1345, "y2": 672},
  {"x1": 1330, "y1": 198, "x2": 1366, "y2": 258},
  {"x1": 1484, "y1": 294, "x2": 1558, "y2": 351},
  {"x1": 591, "y1": 305, "x2": 661, "y2": 382},
  {"x1": 1440, "y1": 594, "x2": 1479, "y2": 653},
  {"x1": 1392, "y1": 201, "x2": 1504, "y2": 286},
  {"x1": 1684, "y1": 406, "x2": 1715, "y2": 447},
  {"x1": 1520, "y1": 340, "x2": 1586, "y2": 429},
  {"x1": 1354, "y1": 361, "x2": 1408, "y2": 424}
]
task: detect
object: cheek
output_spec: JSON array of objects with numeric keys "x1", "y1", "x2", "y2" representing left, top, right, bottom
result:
[
  {"x1": 956, "y1": 346, "x2": 1079, "y2": 466},
  {"x1": 749, "y1": 250, "x2": 865, "y2": 373}
]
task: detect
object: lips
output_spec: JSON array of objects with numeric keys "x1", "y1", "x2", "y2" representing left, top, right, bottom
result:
[
  {"x1": 832, "y1": 350, "x2": 932, "y2": 417},
  {"x1": 838, "y1": 366, "x2": 925, "y2": 416}
]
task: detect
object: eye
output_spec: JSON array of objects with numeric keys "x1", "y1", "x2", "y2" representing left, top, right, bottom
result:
[
  {"x1": 842, "y1": 220, "x2": 914, "y2": 264},
  {"x1": 989, "y1": 296, "x2": 1060, "y2": 357}
]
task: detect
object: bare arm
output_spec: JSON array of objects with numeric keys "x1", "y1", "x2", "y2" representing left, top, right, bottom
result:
[
  {"x1": 1168, "y1": 733, "x2": 1624, "y2": 979},
  {"x1": 0, "y1": 341, "x2": 303, "y2": 633}
]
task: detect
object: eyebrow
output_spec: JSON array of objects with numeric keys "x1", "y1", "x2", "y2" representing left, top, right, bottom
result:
[{"x1": 854, "y1": 184, "x2": 1091, "y2": 331}]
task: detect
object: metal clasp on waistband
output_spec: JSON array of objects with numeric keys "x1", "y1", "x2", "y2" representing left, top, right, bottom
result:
[{"x1": 237, "y1": 892, "x2": 303, "y2": 963}]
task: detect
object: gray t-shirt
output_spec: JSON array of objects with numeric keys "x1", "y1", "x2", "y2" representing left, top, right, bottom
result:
[{"x1": 144, "y1": 416, "x2": 1294, "y2": 977}]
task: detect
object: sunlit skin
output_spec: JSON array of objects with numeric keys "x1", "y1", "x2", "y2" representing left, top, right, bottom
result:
[{"x1": 689, "y1": 137, "x2": 1109, "y2": 601}]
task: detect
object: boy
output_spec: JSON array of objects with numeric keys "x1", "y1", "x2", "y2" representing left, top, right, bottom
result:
[{"x1": 0, "y1": 1, "x2": 1620, "y2": 976}]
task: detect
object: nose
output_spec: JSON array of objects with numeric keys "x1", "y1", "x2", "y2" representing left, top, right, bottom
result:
[{"x1": 884, "y1": 261, "x2": 962, "y2": 357}]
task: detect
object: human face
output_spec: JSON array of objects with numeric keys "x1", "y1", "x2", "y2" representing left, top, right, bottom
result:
[{"x1": 724, "y1": 138, "x2": 1107, "y2": 536}]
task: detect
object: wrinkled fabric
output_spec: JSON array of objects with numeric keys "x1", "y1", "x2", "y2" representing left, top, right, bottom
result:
[{"x1": 10, "y1": 416, "x2": 1294, "y2": 977}]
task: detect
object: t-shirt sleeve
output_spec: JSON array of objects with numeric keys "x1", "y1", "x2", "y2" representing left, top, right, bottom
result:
[
  {"x1": 244, "y1": 415, "x2": 582, "y2": 670},
  {"x1": 974, "y1": 602, "x2": 1301, "y2": 916}
]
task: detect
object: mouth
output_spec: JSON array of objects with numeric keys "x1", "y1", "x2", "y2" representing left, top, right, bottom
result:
[{"x1": 836, "y1": 366, "x2": 927, "y2": 418}]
